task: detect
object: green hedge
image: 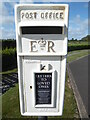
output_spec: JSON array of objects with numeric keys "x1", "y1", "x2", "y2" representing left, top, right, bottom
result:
[
  {"x1": 68, "y1": 44, "x2": 90, "y2": 52},
  {"x1": 0, "y1": 48, "x2": 17, "y2": 72},
  {"x1": 0, "y1": 39, "x2": 16, "y2": 50}
]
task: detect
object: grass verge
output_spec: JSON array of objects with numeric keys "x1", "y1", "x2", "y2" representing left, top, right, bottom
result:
[
  {"x1": 0, "y1": 68, "x2": 17, "y2": 75},
  {"x1": 67, "y1": 49, "x2": 89, "y2": 62}
]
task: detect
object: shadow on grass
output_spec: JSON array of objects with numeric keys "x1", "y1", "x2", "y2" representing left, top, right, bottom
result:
[{"x1": 1, "y1": 73, "x2": 18, "y2": 94}]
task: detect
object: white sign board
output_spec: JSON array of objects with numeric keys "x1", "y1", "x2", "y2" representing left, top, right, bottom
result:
[{"x1": 21, "y1": 10, "x2": 64, "y2": 21}]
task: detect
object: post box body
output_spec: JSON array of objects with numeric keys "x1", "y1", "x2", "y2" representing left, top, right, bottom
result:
[{"x1": 15, "y1": 4, "x2": 69, "y2": 116}]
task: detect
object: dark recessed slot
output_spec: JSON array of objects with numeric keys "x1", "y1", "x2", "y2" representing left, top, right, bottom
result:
[{"x1": 21, "y1": 26, "x2": 63, "y2": 34}]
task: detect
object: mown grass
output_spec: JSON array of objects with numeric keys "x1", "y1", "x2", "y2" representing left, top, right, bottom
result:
[
  {"x1": 0, "y1": 68, "x2": 17, "y2": 75},
  {"x1": 67, "y1": 49, "x2": 89, "y2": 62},
  {"x1": 2, "y1": 85, "x2": 21, "y2": 118}
]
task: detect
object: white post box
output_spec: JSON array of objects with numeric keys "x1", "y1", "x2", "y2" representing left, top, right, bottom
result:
[{"x1": 15, "y1": 4, "x2": 69, "y2": 116}]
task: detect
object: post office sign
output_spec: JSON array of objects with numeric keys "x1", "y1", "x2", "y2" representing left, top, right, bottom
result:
[{"x1": 21, "y1": 10, "x2": 64, "y2": 21}]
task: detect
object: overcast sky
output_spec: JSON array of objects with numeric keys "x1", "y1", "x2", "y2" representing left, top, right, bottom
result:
[{"x1": 0, "y1": 0, "x2": 89, "y2": 40}]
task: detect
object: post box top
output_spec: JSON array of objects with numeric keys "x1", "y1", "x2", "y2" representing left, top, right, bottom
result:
[
  {"x1": 15, "y1": 4, "x2": 69, "y2": 27},
  {"x1": 15, "y1": 4, "x2": 69, "y2": 56},
  {"x1": 15, "y1": 4, "x2": 69, "y2": 8}
]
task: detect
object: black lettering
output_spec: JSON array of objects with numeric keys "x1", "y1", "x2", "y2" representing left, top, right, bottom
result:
[
  {"x1": 60, "y1": 12, "x2": 63, "y2": 19},
  {"x1": 34, "y1": 12, "x2": 37, "y2": 19},
  {"x1": 45, "y1": 12, "x2": 48, "y2": 19},
  {"x1": 29, "y1": 13, "x2": 33, "y2": 19},
  {"x1": 30, "y1": 41, "x2": 38, "y2": 52},
  {"x1": 49, "y1": 12, "x2": 52, "y2": 19},
  {"x1": 21, "y1": 12, "x2": 24, "y2": 19},
  {"x1": 53, "y1": 13, "x2": 55, "y2": 19},
  {"x1": 25, "y1": 12, "x2": 29, "y2": 18},
  {"x1": 56, "y1": 12, "x2": 59, "y2": 19},
  {"x1": 48, "y1": 41, "x2": 55, "y2": 52},
  {"x1": 41, "y1": 13, "x2": 44, "y2": 19}
]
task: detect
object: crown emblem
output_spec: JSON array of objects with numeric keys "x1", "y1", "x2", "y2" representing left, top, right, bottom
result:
[{"x1": 38, "y1": 38, "x2": 46, "y2": 48}]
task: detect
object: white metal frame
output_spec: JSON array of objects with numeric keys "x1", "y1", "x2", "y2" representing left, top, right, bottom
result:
[{"x1": 15, "y1": 4, "x2": 69, "y2": 116}]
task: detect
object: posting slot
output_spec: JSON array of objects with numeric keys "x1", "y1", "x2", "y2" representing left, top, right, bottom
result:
[{"x1": 21, "y1": 26, "x2": 63, "y2": 34}]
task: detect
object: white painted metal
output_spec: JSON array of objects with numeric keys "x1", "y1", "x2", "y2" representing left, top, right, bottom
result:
[{"x1": 15, "y1": 4, "x2": 69, "y2": 116}]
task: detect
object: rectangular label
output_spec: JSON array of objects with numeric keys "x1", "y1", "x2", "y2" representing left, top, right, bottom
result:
[
  {"x1": 35, "y1": 73, "x2": 52, "y2": 104},
  {"x1": 21, "y1": 10, "x2": 64, "y2": 21}
]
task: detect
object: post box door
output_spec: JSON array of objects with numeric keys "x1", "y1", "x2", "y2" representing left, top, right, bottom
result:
[{"x1": 23, "y1": 56, "x2": 61, "y2": 113}]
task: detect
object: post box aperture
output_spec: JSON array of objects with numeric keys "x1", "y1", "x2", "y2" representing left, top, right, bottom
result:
[
  {"x1": 15, "y1": 4, "x2": 69, "y2": 116},
  {"x1": 21, "y1": 26, "x2": 63, "y2": 34}
]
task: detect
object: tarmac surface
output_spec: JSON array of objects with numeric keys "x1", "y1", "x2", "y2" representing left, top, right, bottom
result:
[{"x1": 69, "y1": 55, "x2": 89, "y2": 116}]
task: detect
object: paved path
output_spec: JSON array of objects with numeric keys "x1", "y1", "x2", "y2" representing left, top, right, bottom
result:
[
  {"x1": 69, "y1": 55, "x2": 89, "y2": 117},
  {"x1": 0, "y1": 73, "x2": 18, "y2": 95}
]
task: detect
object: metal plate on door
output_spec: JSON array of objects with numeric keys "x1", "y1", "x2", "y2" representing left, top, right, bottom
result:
[{"x1": 35, "y1": 73, "x2": 52, "y2": 104}]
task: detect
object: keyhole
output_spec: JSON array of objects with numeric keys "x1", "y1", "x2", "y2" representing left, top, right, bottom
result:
[{"x1": 30, "y1": 86, "x2": 32, "y2": 89}]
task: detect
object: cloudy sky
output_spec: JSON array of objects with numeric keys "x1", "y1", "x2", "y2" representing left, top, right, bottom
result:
[{"x1": 0, "y1": 0, "x2": 89, "y2": 40}]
